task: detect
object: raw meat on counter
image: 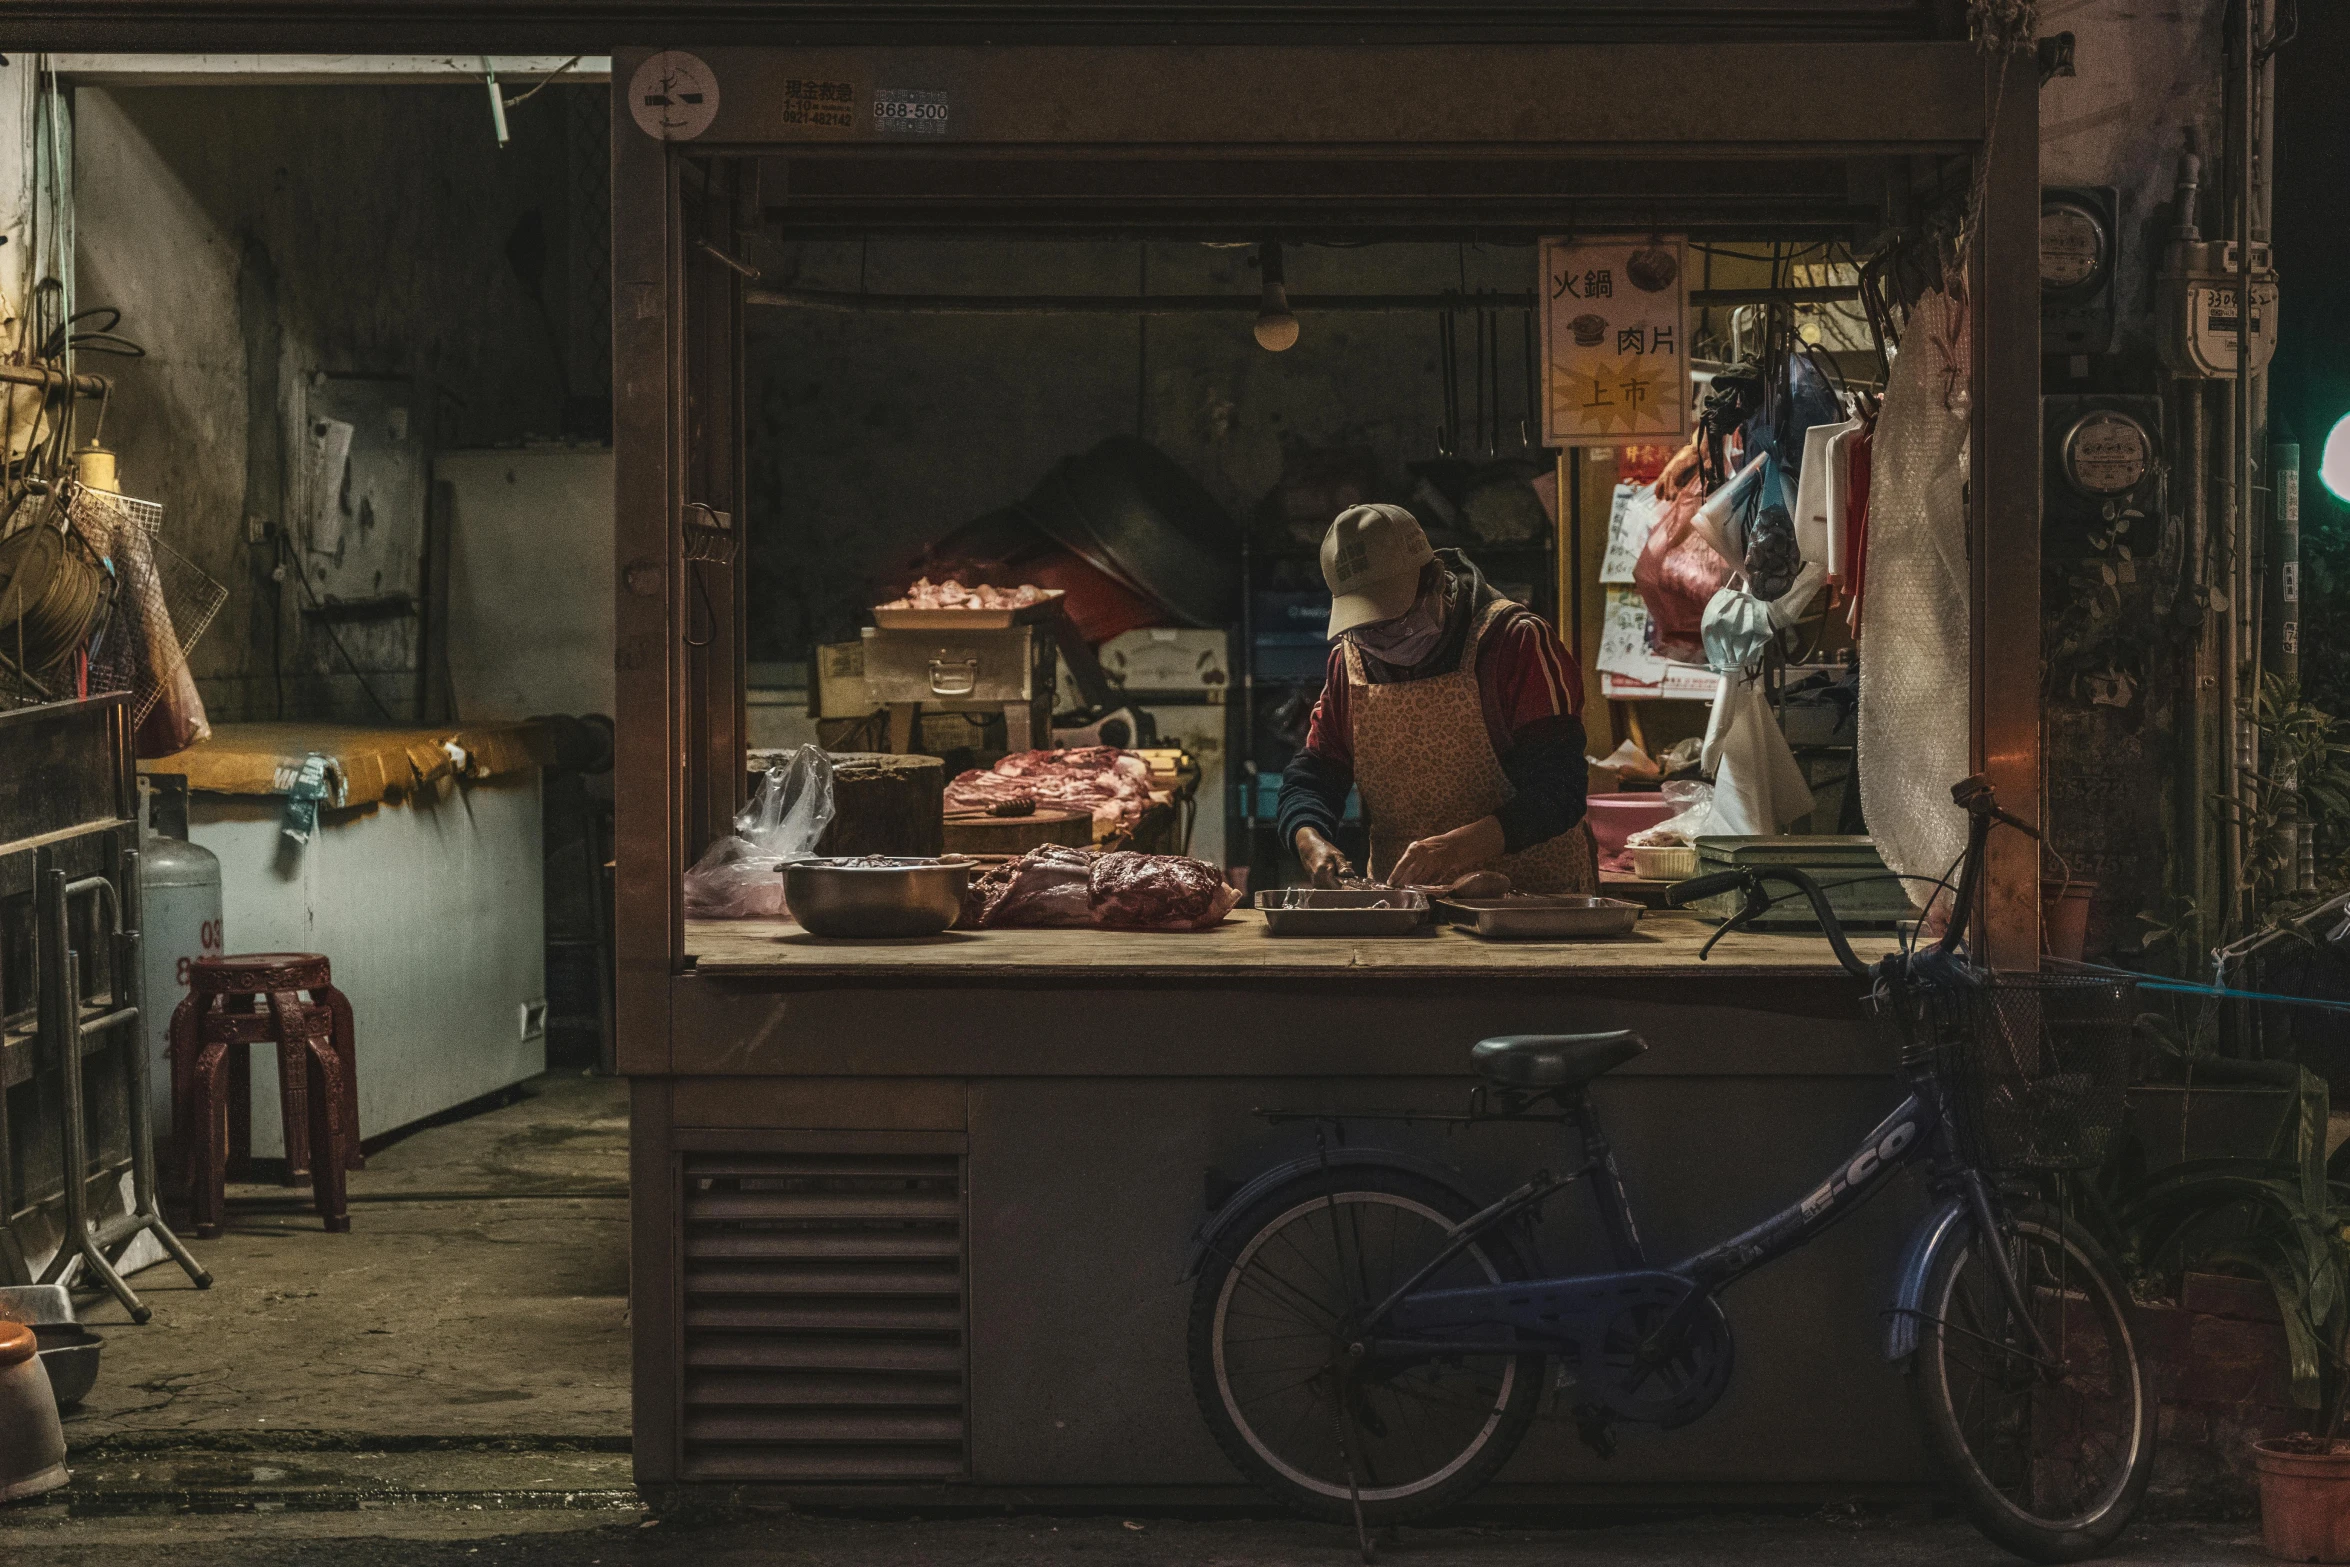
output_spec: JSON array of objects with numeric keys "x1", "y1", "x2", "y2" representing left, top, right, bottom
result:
[
  {"x1": 946, "y1": 747, "x2": 1156, "y2": 835},
  {"x1": 1089, "y1": 851, "x2": 1238, "y2": 930},
  {"x1": 959, "y1": 845, "x2": 1239, "y2": 932},
  {"x1": 962, "y1": 844, "x2": 1096, "y2": 928},
  {"x1": 880, "y1": 578, "x2": 1054, "y2": 612}
]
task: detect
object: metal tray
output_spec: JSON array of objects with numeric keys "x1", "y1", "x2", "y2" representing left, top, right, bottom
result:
[
  {"x1": 1259, "y1": 887, "x2": 1429, "y2": 937},
  {"x1": 870, "y1": 590, "x2": 1065, "y2": 630},
  {"x1": 1438, "y1": 895, "x2": 1643, "y2": 939}
]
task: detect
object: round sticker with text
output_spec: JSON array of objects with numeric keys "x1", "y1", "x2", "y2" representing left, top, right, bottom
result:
[{"x1": 630, "y1": 52, "x2": 720, "y2": 142}]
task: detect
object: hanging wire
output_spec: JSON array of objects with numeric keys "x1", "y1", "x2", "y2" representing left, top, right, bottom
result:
[
  {"x1": 40, "y1": 54, "x2": 72, "y2": 467},
  {"x1": 501, "y1": 56, "x2": 584, "y2": 110},
  {"x1": 1955, "y1": 1, "x2": 2042, "y2": 265}
]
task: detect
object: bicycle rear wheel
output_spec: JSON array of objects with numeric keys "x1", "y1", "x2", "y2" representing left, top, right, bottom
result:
[
  {"x1": 1910, "y1": 1202, "x2": 2154, "y2": 1563},
  {"x1": 1186, "y1": 1167, "x2": 1542, "y2": 1526}
]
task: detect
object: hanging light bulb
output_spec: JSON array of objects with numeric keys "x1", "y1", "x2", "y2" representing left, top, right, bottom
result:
[{"x1": 1254, "y1": 242, "x2": 1299, "y2": 352}]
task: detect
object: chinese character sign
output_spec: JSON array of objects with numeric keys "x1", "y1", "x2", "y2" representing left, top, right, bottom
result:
[{"x1": 1539, "y1": 237, "x2": 1689, "y2": 446}]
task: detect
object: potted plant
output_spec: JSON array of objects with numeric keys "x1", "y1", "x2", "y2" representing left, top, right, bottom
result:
[{"x1": 2123, "y1": 1063, "x2": 2350, "y2": 1561}]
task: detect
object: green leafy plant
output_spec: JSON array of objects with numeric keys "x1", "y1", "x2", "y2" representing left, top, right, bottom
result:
[
  {"x1": 2224, "y1": 675, "x2": 2350, "y2": 926},
  {"x1": 2134, "y1": 892, "x2": 2211, "y2": 980},
  {"x1": 2119, "y1": 1039, "x2": 2350, "y2": 1422},
  {"x1": 2048, "y1": 496, "x2": 2153, "y2": 712}
]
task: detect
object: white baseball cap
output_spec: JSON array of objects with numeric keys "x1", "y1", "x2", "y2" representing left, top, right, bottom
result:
[{"x1": 1320, "y1": 504, "x2": 1434, "y2": 639}]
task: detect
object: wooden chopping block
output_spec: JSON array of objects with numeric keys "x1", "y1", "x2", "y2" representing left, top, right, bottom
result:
[
  {"x1": 744, "y1": 750, "x2": 946, "y2": 857},
  {"x1": 943, "y1": 808, "x2": 1091, "y2": 855},
  {"x1": 825, "y1": 752, "x2": 946, "y2": 856}
]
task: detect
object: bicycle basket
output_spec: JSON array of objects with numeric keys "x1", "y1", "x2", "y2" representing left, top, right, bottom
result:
[{"x1": 1915, "y1": 971, "x2": 2140, "y2": 1173}]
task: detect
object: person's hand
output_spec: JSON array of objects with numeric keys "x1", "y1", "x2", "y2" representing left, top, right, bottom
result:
[
  {"x1": 1293, "y1": 827, "x2": 1355, "y2": 888},
  {"x1": 1387, "y1": 816, "x2": 1506, "y2": 890}
]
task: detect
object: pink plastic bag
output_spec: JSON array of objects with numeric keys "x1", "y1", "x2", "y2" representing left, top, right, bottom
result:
[{"x1": 1632, "y1": 458, "x2": 1732, "y2": 665}]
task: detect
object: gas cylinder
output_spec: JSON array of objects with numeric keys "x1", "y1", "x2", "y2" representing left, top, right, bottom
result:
[{"x1": 138, "y1": 778, "x2": 223, "y2": 1130}]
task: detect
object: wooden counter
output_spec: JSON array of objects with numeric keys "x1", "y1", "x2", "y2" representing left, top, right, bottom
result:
[
  {"x1": 686, "y1": 907, "x2": 1890, "y2": 982},
  {"x1": 644, "y1": 906, "x2": 1920, "y2": 1506}
]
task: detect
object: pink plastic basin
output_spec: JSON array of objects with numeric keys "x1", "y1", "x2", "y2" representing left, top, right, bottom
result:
[{"x1": 1586, "y1": 792, "x2": 1678, "y2": 860}]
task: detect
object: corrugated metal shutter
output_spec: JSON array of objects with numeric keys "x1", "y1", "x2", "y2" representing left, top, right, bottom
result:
[{"x1": 680, "y1": 1151, "x2": 967, "y2": 1481}]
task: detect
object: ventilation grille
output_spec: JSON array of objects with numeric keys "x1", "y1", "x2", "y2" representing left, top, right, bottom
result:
[{"x1": 680, "y1": 1151, "x2": 967, "y2": 1482}]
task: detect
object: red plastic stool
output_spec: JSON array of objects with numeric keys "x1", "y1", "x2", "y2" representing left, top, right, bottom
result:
[{"x1": 168, "y1": 954, "x2": 360, "y2": 1237}]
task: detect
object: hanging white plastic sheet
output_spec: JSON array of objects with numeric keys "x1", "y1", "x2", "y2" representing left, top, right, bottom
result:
[{"x1": 1856, "y1": 290, "x2": 1973, "y2": 905}]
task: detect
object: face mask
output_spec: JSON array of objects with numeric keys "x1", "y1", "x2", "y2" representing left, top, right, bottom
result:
[{"x1": 1345, "y1": 584, "x2": 1447, "y2": 668}]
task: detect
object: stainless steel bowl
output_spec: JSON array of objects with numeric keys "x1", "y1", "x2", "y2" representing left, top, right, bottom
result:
[{"x1": 783, "y1": 857, "x2": 971, "y2": 938}]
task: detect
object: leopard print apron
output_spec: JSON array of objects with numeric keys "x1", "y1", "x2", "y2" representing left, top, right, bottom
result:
[{"x1": 1344, "y1": 598, "x2": 1597, "y2": 894}]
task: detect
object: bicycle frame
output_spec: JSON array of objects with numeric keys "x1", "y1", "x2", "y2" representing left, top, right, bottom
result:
[
  {"x1": 1353, "y1": 784, "x2": 2051, "y2": 1372},
  {"x1": 1366, "y1": 1072, "x2": 1955, "y2": 1360}
]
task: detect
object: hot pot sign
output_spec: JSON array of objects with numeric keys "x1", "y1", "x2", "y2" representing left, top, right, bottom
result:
[{"x1": 1539, "y1": 236, "x2": 1691, "y2": 448}]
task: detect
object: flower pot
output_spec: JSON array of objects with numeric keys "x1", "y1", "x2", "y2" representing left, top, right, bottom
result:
[
  {"x1": 2256, "y1": 1437, "x2": 2350, "y2": 1561},
  {"x1": 2041, "y1": 877, "x2": 2095, "y2": 962}
]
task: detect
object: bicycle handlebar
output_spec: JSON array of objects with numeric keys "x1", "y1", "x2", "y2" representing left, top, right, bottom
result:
[
  {"x1": 1664, "y1": 865, "x2": 1873, "y2": 979},
  {"x1": 1663, "y1": 871, "x2": 1744, "y2": 907}
]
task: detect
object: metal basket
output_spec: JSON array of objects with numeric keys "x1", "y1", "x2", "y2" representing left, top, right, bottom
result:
[{"x1": 1909, "y1": 971, "x2": 2140, "y2": 1173}]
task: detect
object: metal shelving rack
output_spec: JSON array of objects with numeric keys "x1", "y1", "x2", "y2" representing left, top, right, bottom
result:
[{"x1": 0, "y1": 695, "x2": 210, "y2": 1315}]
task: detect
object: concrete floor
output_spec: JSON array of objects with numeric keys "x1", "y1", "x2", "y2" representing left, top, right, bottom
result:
[
  {"x1": 62, "y1": 1068, "x2": 630, "y2": 1444},
  {"x1": 0, "y1": 1508, "x2": 2281, "y2": 1566}
]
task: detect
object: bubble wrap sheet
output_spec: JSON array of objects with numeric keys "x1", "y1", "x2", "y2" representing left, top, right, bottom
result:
[{"x1": 1857, "y1": 290, "x2": 1971, "y2": 901}]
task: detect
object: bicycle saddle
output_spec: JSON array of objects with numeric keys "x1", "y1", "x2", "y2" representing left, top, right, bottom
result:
[{"x1": 1471, "y1": 1031, "x2": 1646, "y2": 1090}]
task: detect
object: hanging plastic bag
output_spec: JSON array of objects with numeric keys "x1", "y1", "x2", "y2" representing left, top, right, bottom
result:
[
  {"x1": 1701, "y1": 669, "x2": 1813, "y2": 837},
  {"x1": 682, "y1": 746, "x2": 838, "y2": 918},
  {"x1": 1632, "y1": 454, "x2": 1731, "y2": 665},
  {"x1": 1739, "y1": 457, "x2": 1803, "y2": 603}
]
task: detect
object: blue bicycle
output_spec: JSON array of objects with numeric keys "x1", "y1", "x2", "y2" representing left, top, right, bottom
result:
[{"x1": 1187, "y1": 778, "x2": 2153, "y2": 1562}]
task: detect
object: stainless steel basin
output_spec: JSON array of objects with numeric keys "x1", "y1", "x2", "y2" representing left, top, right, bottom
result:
[
  {"x1": 783, "y1": 858, "x2": 971, "y2": 938},
  {"x1": 34, "y1": 1325, "x2": 101, "y2": 1406}
]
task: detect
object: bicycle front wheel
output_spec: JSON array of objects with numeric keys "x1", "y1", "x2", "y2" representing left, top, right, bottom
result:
[
  {"x1": 1187, "y1": 1167, "x2": 1542, "y2": 1526},
  {"x1": 1910, "y1": 1202, "x2": 2154, "y2": 1563}
]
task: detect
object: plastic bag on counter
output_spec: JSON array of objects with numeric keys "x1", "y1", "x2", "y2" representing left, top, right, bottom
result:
[
  {"x1": 1626, "y1": 779, "x2": 1715, "y2": 849},
  {"x1": 682, "y1": 746, "x2": 838, "y2": 918}
]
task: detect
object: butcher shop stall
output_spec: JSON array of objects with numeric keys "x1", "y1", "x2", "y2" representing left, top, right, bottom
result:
[{"x1": 617, "y1": 38, "x2": 2043, "y2": 1506}]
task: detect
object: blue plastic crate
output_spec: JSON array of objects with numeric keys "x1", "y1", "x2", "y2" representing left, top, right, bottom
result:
[
  {"x1": 1240, "y1": 774, "x2": 1359, "y2": 822},
  {"x1": 1251, "y1": 631, "x2": 1330, "y2": 684},
  {"x1": 1253, "y1": 591, "x2": 1332, "y2": 635}
]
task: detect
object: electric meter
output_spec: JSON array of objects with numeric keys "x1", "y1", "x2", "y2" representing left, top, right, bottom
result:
[
  {"x1": 2040, "y1": 187, "x2": 2120, "y2": 356},
  {"x1": 2159, "y1": 239, "x2": 2279, "y2": 379},
  {"x1": 2041, "y1": 200, "x2": 2109, "y2": 294},
  {"x1": 2060, "y1": 410, "x2": 2153, "y2": 498}
]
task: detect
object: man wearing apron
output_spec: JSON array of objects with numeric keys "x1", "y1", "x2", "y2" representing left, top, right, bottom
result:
[{"x1": 1277, "y1": 503, "x2": 1596, "y2": 893}]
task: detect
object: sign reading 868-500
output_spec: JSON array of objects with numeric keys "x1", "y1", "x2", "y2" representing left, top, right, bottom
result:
[{"x1": 874, "y1": 88, "x2": 950, "y2": 137}]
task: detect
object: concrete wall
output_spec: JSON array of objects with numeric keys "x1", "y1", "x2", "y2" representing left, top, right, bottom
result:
[
  {"x1": 71, "y1": 82, "x2": 606, "y2": 724},
  {"x1": 2035, "y1": 0, "x2": 2230, "y2": 957},
  {"x1": 2039, "y1": 0, "x2": 2229, "y2": 369}
]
